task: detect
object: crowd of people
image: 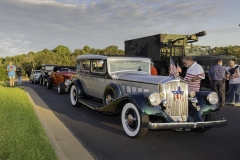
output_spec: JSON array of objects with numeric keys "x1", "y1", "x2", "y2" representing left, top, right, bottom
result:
[{"x1": 150, "y1": 56, "x2": 240, "y2": 108}]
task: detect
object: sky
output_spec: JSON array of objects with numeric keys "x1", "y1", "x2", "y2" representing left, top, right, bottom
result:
[{"x1": 0, "y1": 0, "x2": 239, "y2": 58}]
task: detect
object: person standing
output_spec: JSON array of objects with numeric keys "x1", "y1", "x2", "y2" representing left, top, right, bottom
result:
[
  {"x1": 6, "y1": 61, "x2": 16, "y2": 87},
  {"x1": 151, "y1": 62, "x2": 158, "y2": 75},
  {"x1": 16, "y1": 65, "x2": 22, "y2": 85},
  {"x1": 208, "y1": 58, "x2": 227, "y2": 107},
  {"x1": 182, "y1": 56, "x2": 205, "y2": 91},
  {"x1": 226, "y1": 59, "x2": 240, "y2": 106}
]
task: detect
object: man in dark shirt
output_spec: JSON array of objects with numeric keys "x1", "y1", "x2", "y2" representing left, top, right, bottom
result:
[
  {"x1": 16, "y1": 65, "x2": 22, "y2": 85},
  {"x1": 208, "y1": 58, "x2": 227, "y2": 107}
]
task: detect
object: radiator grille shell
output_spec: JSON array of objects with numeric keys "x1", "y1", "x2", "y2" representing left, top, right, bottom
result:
[{"x1": 161, "y1": 80, "x2": 188, "y2": 122}]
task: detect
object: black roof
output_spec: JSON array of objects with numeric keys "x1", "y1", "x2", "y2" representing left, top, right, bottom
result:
[
  {"x1": 41, "y1": 64, "x2": 56, "y2": 66},
  {"x1": 53, "y1": 66, "x2": 75, "y2": 72}
]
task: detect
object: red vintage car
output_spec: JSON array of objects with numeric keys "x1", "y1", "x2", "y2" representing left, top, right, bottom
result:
[{"x1": 46, "y1": 66, "x2": 76, "y2": 94}]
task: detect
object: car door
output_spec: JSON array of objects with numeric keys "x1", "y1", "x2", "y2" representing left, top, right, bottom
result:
[
  {"x1": 77, "y1": 59, "x2": 91, "y2": 95},
  {"x1": 89, "y1": 59, "x2": 109, "y2": 99}
]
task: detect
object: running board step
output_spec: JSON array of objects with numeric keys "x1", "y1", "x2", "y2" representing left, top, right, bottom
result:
[{"x1": 78, "y1": 97, "x2": 103, "y2": 110}]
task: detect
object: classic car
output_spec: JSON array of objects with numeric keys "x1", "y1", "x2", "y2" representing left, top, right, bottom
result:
[
  {"x1": 46, "y1": 66, "x2": 76, "y2": 94},
  {"x1": 39, "y1": 64, "x2": 56, "y2": 86},
  {"x1": 69, "y1": 55, "x2": 227, "y2": 138},
  {"x1": 29, "y1": 70, "x2": 42, "y2": 84}
]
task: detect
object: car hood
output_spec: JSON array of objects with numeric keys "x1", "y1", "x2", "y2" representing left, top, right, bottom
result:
[{"x1": 115, "y1": 73, "x2": 174, "y2": 84}]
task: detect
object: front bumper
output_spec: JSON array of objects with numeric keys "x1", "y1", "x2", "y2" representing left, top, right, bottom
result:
[{"x1": 149, "y1": 119, "x2": 227, "y2": 130}]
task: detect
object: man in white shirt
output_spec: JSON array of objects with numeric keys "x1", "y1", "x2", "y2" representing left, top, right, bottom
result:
[
  {"x1": 182, "y1": 56, "x2": 205, "y2": 91},
  {"x1": 226, "y1": 60, "x2": 240, "y2": 106}
]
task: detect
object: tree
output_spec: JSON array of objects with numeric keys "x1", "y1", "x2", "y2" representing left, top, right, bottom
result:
[
  {"x1": 82, "y1": 45, "x2": 91, "y2": 54},
  {"x1": 53, "y1": 45, "x2": 71, "y2": 56},
  {"x1": 104, "y1": 45, "x2": 119, "y2": 55}
]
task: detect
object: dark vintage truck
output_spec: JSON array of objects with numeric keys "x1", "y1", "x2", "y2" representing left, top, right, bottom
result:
[{"x1": 124, "y1": 31, "x2": 238, "y2": 89}]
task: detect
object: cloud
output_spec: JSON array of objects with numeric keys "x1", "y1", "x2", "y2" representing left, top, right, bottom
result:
[{"x1": 0, "y1": 0, "x2": 230, "y2": 57}]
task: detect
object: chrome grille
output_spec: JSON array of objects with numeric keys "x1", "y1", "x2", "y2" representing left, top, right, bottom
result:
[{"x1": 162, "y1": 81, "x2": 188, "y2": 122}]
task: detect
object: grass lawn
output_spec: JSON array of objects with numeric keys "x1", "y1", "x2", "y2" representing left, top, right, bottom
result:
[{"x1": 0, "y1": 82, "x2": 57, "y2": 160}]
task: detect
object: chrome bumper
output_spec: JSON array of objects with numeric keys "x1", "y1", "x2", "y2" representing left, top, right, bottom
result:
[{"x1": 148, "y1": 119, "x2": 227, "y2": 130}]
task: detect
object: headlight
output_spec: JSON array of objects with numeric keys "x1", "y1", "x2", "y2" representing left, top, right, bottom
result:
[
  {"x1": 65, "y1": 79, "x2": 72, "y2": 86},
  {"x1": 207, "y1": 92, "x2": 218, "y2": 104},
  {"x1": 189, "y1": 91, "x2": 196, "y2": 98},
  {"x1": 148, "y1": 92, "x2": 161, "y2": 106}
]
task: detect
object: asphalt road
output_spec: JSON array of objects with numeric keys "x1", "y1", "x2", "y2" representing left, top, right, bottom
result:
[{"x1": 23, "y1": 81, "x2": 240, "y2": 160}]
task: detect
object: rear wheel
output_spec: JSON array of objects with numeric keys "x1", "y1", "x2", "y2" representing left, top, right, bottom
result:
[
  {"x1": 58, "y1": 82, "x2": 65, "y2": 94},
  {"x1": 103, "y1": 86, "x2": 116, "y2": 105},
  {"x1": 70, "y1": 85, "x2": 82, "y2": 107},
  {"x1": 121, "y1": 103, "x2": 149, "y2": 138}
]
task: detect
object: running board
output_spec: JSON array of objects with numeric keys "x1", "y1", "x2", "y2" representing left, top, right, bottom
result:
[{"x1": 78, "y1": 97, "x2": 103, "y2": 110}]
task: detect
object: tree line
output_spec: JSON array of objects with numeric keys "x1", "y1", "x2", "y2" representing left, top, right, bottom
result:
[
  {"x1": 210, "y1": 45, "x2": 240, "y2": 57},
  {"x1": 0, "y1": 45, "x2": 124, "y2": 80},
  {"x1": 0, "y1": 44, "x2": 239, "y2": 81}
]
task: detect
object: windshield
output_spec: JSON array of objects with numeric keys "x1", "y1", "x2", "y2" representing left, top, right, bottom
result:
[
  {"x1": 108, "y1": 59, "x2": 150, "y2": 74},
  {"x1": 45, "y1": 66, "x2": 55, "y2": 71}
]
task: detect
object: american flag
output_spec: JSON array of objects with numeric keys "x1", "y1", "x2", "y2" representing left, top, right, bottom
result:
[{"x1": 169, "y1": 57, "x2": 181, "y2": 76}]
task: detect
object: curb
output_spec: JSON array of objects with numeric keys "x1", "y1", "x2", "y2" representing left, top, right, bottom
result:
[{"x1": 24, "y1": 89, "x2": 94, "y2": 160}]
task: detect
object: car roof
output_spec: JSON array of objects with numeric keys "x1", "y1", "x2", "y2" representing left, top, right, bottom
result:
[{"x1": 41, "y1": 64, "x2": 56, "y2": 66}]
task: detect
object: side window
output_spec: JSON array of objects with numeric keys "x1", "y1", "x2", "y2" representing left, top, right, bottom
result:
[
  {"x1": 82, "y1": 60, "x2": 90, "y2": 71},
  {"x1": 76, "y1": 60, "x2": 90, "y2": 72},
  {"x1": 76, "y1": 60, "x2": 82, "y2": 72},
  {"x1": 91, "y1": 60, "x2": 106, "y2": 73}
]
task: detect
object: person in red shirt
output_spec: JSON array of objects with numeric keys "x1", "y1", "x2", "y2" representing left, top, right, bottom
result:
[{"x1": 151, "y1": 62, "x2": 158, "y2": 75}]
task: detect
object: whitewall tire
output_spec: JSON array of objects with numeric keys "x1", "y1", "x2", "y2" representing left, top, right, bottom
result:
[{"x1": 121, "y1": 103, "x2": 149, "y2": 138}]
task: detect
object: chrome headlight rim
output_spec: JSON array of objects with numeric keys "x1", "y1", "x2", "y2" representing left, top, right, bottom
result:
[
  {"x1": 207, "y1": 92, "x2": 218, "y2": 105},
  {"x1": 148, "y1": 92, "x2": 161, "y2": 106},
  {"x1": 64, "y1": 79, "x2": 72, "y2": 86},
  {"x1": 189, "y1": 91, "x2": 196, "y2": 98}
]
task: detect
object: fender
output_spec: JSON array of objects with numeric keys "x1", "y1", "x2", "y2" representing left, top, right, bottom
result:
[
  {"x1": 71, "y1": 79, "x2": 85, "y2": 98},
  {"x1": 188, "y1": 91, "x2": 219, "y2": 122},
  {"x1": 97, "y1": 92, "x2": 172, "y2": 122}
]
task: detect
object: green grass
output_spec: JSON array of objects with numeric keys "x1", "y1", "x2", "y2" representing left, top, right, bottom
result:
[{"x1": 0, "y1": 84, "x2": 57, "y2": 160}]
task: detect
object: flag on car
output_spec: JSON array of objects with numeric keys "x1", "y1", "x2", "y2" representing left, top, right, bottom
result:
[
  {"x1": 169, "y1": 57, "x2": 176, "y2": 76},
  {"x1": 169, "y1": 57, "x2": 181, "y2": 76}
]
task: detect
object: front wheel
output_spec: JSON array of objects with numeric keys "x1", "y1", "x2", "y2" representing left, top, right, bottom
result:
[
  {"x1": 70, "y1": 85, "x2": 82, "y2": 107},
  {"x1": 47, "y1": 78, "x2": 53, "y2": 89},
  {"x1": 42, "y1": 77, "x2": 46, "y2": 86},
  {"x1": 121, "y1": 103, "x2": 149, "y2": 138},
  {"x1": 39, "y1": 78, "x2": 42, "y2": 85},
  {"x1": 58, "y1": 82, "x2": 65, "y2": 94}
]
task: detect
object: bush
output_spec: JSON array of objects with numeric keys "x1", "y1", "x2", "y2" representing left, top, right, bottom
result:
[{"x1": 0, "y1": 66, "x2": 8, "y2": 81}]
